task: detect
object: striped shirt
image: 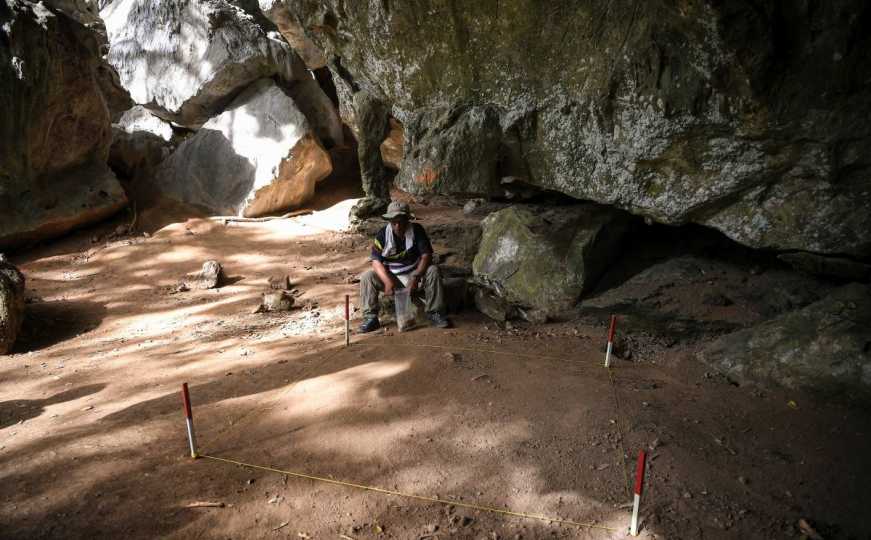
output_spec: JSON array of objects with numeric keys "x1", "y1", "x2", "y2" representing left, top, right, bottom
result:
[{"x1": 370, "y1": 223, "x2": 433, "y2": 275}]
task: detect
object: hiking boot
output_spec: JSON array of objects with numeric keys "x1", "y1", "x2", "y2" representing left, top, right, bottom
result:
[
  {"x1": 427, "y1": 312, "x2": 451, "y2": 329},
  {"x1": 358, "y1": 317, "x2": 380, "y2": 333}
]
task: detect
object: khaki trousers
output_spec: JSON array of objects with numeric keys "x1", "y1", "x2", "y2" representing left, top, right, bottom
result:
[{"x1": 360, "y1": 265, "x2": 446, "y2": 320}]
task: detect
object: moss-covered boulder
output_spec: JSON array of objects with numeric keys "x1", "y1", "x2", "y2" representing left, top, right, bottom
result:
[
  {"x1": 281, "y1": 0, "x2": 871, "y2": 258},
  {"x1": 472, "y1": 205, "x2": 629, "y2": 318},
  {"x1": 698, "y1": 284, "x2": 871, "y2": 400}
]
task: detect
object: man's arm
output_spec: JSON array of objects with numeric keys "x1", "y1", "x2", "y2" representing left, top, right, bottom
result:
[
  {"x1": 371, "y1": 260, "x2": 396, "y2": 296},
  {"x1": 409, "y1": 224, "x2": 434, "y2": 293},
  {"x1": 408, "y1": 253, "x2": 431, "y2": 292}
]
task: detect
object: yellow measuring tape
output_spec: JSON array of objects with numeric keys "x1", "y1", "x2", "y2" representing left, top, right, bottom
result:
[
  {"x1": 607, "y1": 367, "x2": 632, "y2": 497},
  {"x1": 191, "y1": 333, "x2": 634, "y2": 533},
  {"x1": 199, "y1": 453, "x2": 621, "y2": 532}
]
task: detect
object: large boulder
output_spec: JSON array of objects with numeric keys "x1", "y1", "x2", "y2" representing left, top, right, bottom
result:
[
  {"x1": 0, "y1": 258, "x2": 25, "y2": 355},
  {"x1": 153, "y1": 79, "x2": 332, "y2": 217},
  {"x1": 473, "y1": 205, "x2": 629, "y2": 318},
  {"x1": 698, "y1": 284, "x2": 871, "y2": 399},
  {"x1": 0, "y1": 1, "x2": 127, "y2": 250},
  {"x1": 101, "y1": 0, "x2": 308, "y2": 127},
  {"x1": 283, "y1": 0, "x2": 871, "y2": 258}
]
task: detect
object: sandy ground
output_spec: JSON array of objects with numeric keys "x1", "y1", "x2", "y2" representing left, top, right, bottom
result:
[{"x1": 1, "y1": 199, "x2": 870, "y2": 540}]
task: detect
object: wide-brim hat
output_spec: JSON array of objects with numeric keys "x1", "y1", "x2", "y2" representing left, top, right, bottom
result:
[{"x1": 382, "y1": 201, "x2": 415, "y2": 220}]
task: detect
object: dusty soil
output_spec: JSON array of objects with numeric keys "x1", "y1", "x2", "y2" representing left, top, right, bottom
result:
[{"x1": 1, "y1": 198, "x2": 869, "y2": 540}]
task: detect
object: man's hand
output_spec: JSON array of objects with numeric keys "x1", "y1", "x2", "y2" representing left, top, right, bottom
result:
[
  {"x1": 384, "y1": 281, "x2": 395, "y2": 296},
  {"x1": 408, "y1": 273, "x2": 421, "y2": 293}
]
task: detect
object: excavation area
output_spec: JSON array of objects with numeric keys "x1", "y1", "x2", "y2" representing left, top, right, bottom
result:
[{"x1": 1, "y1": 200, "x2": 868, "y2": 540}]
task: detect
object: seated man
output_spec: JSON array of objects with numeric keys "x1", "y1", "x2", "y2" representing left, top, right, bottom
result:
[{"x1": 358, "y1": 201, "x2": 451, "y2": 332}]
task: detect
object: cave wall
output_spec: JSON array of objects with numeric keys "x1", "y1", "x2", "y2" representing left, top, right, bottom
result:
[{"x1": 280, "y1": 0, "x2": 871, "y2": 258}]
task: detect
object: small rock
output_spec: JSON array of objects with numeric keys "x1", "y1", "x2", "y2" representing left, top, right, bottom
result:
[
  {"x1": 183, "y1": 260, "x2": 224, "y2": 290},
  {"x1": 463, "y1": 198, "x2": 487, "y2": 215},
  {"x1": 255, "y1": 291, "x2": 295, "y2": 313},
  {"x1": 461, "y1": 516, "x2": 473, "y2": 527},
  {"x1": 738, "y1": 476, "x2": 749, "y2": 485},
  {"x1": 683, "y1": 491, "x2": 692, "y2": 499},
  {"x1": 444, "y1": 352, "x2": 460, "y2": 363},
  {"x1": 268, "y1": 275, "x2": 291, "y2": 290}
]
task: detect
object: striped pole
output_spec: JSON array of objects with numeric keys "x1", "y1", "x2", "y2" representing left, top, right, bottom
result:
[
  {"x1": 604, "y1": 315, "x2": 617, "y2": 367},
  {"x1": 345, "y1": 294, "x2": 350, "y2": 347},
  {"x1": 630, "y1": 450, "x2": 646, "y2": 536},
  {"x1": 181, "y1": 383, "x2": 198, "y2": 458}
]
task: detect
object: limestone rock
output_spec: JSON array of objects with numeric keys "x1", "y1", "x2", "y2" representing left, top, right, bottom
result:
[
  {"x1": 285, "y1": 0, "x2": 871, "y2": 257},
  {"x1": 184, "y1": 260, "x2": 224, "y2": 290},
  {"x1": 473, "y1": 287, "x2": 515, "y2": 322},
  {"x1": 153, "y1": 79, "x2": 332, "y2": 217},
  {"x1": 0, "y1": 1, "x2": 128, "y2": 250},
  {"x1": 256, "y1": 290, "x2": 295, "y2": 312},
  {"x1": 268, "y1": 275, "x2": 291, "y2": 290},
  {"x1": 257, "y1": 0, "x2": 326, "y2": 69},
  {"x1": 396, "y1": 105, "x2": 501, "y2": 197},
  {"x1": 102, "y1": 0, "x2": 308, "y2": 127},
  {"x1": 44, "y1": 0, "x2": 134, "y2": 121},
  {"x1": 115, "y1": 106, "x2": 174, "y2": 142},
  {"x1": 0, "y1": 259, "x2": 25, "y2": 354},
  {"x1": 778, "y1": 253, "x2": 871, "y2": 283},
  {"x1": 109, "y1": 106, "x2": 174, "y2": 180},
  {"x1": 473, "y1": 205, "x2": 629, "y2": 317},
  {"x1": 380, "y1": 117, "x2": 404, "y2": 171},
  {"x1": 698, "y1": 284, "x2": 871, "y2": 399},
  {"x1": 286, "y1": 77, "x2": 343, "y2": 148}
]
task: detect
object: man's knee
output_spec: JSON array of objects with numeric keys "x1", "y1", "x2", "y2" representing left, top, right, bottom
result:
[
  {"x1": 360, "y1": 269, "x2": 379, "y2": 285},
  {"x1": 424, "y1": 265, "x2": 441, "y2": 281}
]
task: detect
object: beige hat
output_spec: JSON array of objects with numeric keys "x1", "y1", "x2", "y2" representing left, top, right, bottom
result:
[{"x1": 382, "y1": 201, "x2": 415, "y2": 220}]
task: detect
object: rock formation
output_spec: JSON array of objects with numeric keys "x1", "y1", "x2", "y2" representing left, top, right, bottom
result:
[
  {"x1": 257, "y1": 0, "x2": 326, "y2": 69},
  {"x1": 0, "y1": 0, "x2": 127, "y2": 250},
  {"x1": 153, "y1": 79, "x2": 332, "y2": 217},
  {"x1": 109, "y1": 106, "x2": 175, "y2": 180},
  {"x1": 282, "y1": 0, "x2": 871, "y2": 259},
  {"x1": 101, "y1": 0, "x2": 308, "y2": 127},
  {"x1": 699, "y1": 283, "x2": 871, "y2": 398},
  {"x1": 473, "y1": 205, "x2": 629, "y2": 318}
]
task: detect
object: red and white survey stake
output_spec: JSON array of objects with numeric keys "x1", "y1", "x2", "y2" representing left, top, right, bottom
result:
[
  {"x1": 181, "y1": 383, "x2": 198, "y2": 458},
  {"x1": 630, "y1": 449, "x2": 647, "y2": 536},
  {"x1": 344, "y1": 294, "x2": 350, "y2": 346},
  {"x1": 604, "y1": 315, "x2": 617, "y2": 367}
]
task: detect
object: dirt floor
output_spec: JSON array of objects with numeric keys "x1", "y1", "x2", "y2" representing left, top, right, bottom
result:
[{"x1": 1, "y1": 197, "x2": 869, "y2": 540}]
